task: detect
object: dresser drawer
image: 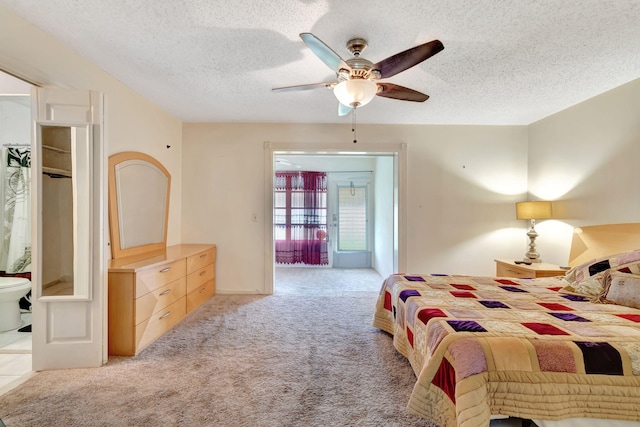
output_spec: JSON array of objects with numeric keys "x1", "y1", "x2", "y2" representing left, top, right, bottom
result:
[
  {"x1": 186, "y1": 247, "x2": 216, "y2": 274},
  {"x1": 186, "y1": 264, "x2": 215, "y2": 294},
  {"x1": 135, "y1": 259, "x2": 186, "y2": 298},
  {"x1": 496, "y1": 262, "x2": 533, "y2": 278},
  {"x1": 135, "y1": 297, "x2": 186, "y2": 353},
  {"x1": 135, "y1": 277, "x2": 186, "y2": 325},
  {"x1": 186, "y1": 279, "x2": 215, "y2": 313}
]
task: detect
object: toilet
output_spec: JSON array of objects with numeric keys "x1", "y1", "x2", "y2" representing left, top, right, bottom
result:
[{"x1": 0, "y1": 277, "x2": 31, "y2": 332}]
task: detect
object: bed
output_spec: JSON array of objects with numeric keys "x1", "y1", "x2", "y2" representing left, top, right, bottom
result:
[{"x1": 373, "y1": 223, "x2": 640, "y2": 427}]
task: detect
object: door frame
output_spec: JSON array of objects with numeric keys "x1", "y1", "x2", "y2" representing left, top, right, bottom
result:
[{"x1": 263, "y1": 142, "x2": 407, "y2": 294}]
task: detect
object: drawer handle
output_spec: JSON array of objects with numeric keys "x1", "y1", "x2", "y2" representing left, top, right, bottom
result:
[
  {"x1": 159, "y1": 311, "x2": 172, "y2": 320},
  {"x1": 160, "y1": 289, "x2": 172, "y2": 296},
  {"x1": 199, "y1": 286, "x2": 207, "y2": 293},
  {"x1": 159, "y1": 267, "x2": 171, "y2": 273},
  {"x1": 200, "y1": 254, "x2": 208, "y2": 259},
  {"x1": 200, "y1": 271, "x2": 206, "y2": 276}
]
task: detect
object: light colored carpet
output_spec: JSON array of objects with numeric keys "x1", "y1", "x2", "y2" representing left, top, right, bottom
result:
[{"x1": 0, "y1": 268, "x2": 438, "y2": 427}]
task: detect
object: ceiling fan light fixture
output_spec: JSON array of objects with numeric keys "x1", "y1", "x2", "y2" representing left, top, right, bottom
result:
[{"x1": 333, "y1": 79, "x2": 378, "y2": 108}]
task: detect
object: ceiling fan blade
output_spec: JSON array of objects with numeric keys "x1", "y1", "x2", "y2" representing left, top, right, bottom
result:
[
  {"x1": 372, "y1": 39, "x2": 444, "y2": 79},
  {"x1": 338, "y1": 103, "x2": 352, "y2": 116},
  {"x1": 376, "y1": 83, "x2": 430, "y2": 102},
  {"x1": 300, "y1": 33, "x2": 350, "y2": 73},
  {"x1": 272, "y1": 82, "x2": 336, "y2": 92}
]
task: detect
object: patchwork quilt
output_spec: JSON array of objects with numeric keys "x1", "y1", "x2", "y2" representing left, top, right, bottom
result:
[{"x1": 373, "y1": 274, "x2": 640, "y2": 427}]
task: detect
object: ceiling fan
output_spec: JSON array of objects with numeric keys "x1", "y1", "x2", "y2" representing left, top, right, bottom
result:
[{"x1": 273, "y1": 33, "x2": 444, "y2": 116}]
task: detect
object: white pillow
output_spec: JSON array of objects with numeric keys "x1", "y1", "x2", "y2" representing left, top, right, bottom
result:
[{"x1": 602, "y1": 271, "x2": 640, "y2": 309}]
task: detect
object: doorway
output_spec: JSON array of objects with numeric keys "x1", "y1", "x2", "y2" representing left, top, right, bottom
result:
[
  {"x1": 265, "y1": 142, "x2": 407, "y2": 294},
  {"x1": 0, "y1": 71, "x2": 33, "y2": 394},
  {"x1": 0, "y1": 71, "x2": 105, "y2": 382}
]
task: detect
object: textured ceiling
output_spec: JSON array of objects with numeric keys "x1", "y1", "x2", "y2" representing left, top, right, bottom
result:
[{"x1": 2, "y1": 0, "x2": 640, "y2": 125}]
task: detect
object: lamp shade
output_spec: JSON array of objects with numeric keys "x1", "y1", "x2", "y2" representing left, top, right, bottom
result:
[
  {"x1": 333, "y1": 79, "x2": 378, "y2": 108},
  {"x1": 516, "y1": 201, "x2": 553, "y2": 220}
]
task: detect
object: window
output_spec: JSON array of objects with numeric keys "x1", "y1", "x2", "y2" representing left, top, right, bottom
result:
[
  {"x1": 274, "y1": 171, "x2": 328, "y2": 265},
  {"x1": 337, "y1": 184, "x2": 368, "y2": 251}
]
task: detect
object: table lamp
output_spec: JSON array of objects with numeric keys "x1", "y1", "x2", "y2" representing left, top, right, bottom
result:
[{"x1": 516, "y1": 201, "x2": 552, "y2": 263}]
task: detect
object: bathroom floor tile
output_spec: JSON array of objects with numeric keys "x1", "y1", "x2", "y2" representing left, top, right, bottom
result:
[
  {"x1": 0, "y1": 312, "x2": 32, "y2": 351},
  {"x1": 0, "y1": 354, "x2": 32, "y2": 376},
  {"x1": 2, "y1": 335, "x2": 31, "y2": 352},
  {"x1": 0, "y1": 332, "x2": 23, "y2": 349}
]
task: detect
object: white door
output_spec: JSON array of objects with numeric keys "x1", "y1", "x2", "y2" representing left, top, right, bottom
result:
[{"x1": 31, "y1": 88, "x2": 107, "y2": 370}]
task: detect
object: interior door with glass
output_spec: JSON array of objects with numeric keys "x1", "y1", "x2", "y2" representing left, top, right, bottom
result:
[{"x1": 31, "y1": 88, "x2": 106, "y2": 370}]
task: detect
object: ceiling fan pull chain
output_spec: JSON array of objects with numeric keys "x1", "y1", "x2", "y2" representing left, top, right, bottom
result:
[{"x1": 352, "y1": 107, "x2": 357, "y2": 143}]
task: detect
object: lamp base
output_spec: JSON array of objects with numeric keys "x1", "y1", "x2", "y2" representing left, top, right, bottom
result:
[{"x1": 523, "y1": 219, "x2": 543, "y2": 264}]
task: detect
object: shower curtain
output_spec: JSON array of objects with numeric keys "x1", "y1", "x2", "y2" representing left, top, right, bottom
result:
[{"x1": 0, "y1": 146, "x2": 31, "y2": 273}]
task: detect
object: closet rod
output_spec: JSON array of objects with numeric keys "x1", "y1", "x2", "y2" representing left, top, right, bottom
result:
[{"x1": 43, "y1": 172, "x2": 71, "y2": 179}]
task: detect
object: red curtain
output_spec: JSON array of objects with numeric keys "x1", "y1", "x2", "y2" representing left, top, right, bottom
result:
[{"x1": 274, "y1": 171, "x2": 328, "y2": 265}]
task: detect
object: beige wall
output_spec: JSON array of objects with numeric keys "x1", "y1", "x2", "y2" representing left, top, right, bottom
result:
[
  {"x1": 182, "y1": 123, "x2": 528, "y2": 293},
  {"x1": 0, "y1": 5, "x2": 183, "y2": 246},
  {"x1": 527, "y1": 77, "x2": 640, "y2": 265}
]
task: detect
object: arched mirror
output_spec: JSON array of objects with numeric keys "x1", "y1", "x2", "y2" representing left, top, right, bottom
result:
[{"x1": 108, "y1": 152, "x2": 170, "y2": 259}]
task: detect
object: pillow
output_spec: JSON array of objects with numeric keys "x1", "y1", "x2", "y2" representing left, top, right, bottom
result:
[
  {"x1": 561, "y1": 249, "x2": 640, "y2": 296},
  {"x1": 563, "y1": 255, "x2": 620, "y2": 285},
  {"x1": 569, "y1": 274, "x2": 606, "y2": 297},
  {"x1": 600, "y1": 271, "x2": 640, "y2": 309},
  {"x1": 562, "y1": 260, "x2": 594, "y2": 287},
  {"x1": 610, "y1": 259, "x2": 640, "y2": 275}
]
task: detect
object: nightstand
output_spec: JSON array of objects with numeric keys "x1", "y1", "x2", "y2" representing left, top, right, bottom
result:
[{"x1": 494, "y1": 259, "x2": 567, "y2": 279}]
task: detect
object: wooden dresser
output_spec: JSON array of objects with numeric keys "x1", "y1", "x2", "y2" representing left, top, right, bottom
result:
[{"x1": 108, "y1": 243, "x2": 216, "y2": 356}]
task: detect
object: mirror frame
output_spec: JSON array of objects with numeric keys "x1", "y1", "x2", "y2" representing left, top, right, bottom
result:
[{"x1": 108, "y1": 151, "x2": 171, "y2": 259}]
